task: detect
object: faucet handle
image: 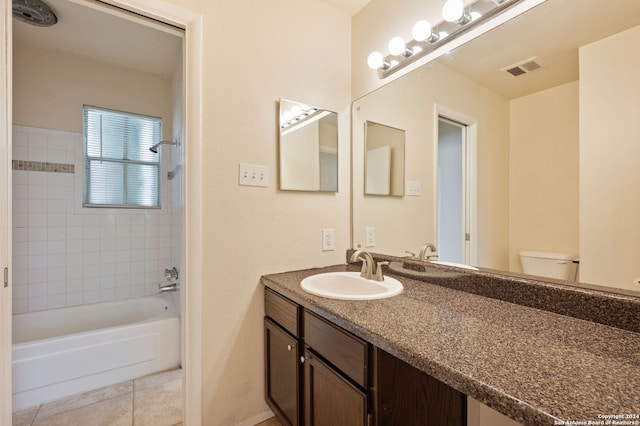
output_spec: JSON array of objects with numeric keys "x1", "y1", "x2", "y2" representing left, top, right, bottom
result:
[
  {"x1": 375, "y1": 261, "x2": 390, "y2": 281},
  {"x1": 164, "y1": 267, "x2": 179, "y2": 281}
]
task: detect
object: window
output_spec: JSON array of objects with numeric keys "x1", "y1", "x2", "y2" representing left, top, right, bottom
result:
[{"x1": 83, "y1": 106, "x2": 162, "y2": 208}]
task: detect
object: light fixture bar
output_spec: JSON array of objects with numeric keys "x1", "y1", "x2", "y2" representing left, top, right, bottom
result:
[{"x1": 376, "y1": 0, "x2": 525, "y2": 79}]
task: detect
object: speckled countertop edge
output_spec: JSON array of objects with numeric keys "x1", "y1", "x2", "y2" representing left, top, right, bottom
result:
[{"x1": 261, "y1": 263, "x2": 640, "y2": 426}]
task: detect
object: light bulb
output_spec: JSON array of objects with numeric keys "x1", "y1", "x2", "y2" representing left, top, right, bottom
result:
[
  {"x1": 442, "y1": 0, "x2": 464, "y2": 22},
  {"x1": 367, "y1": 51, "x2": 384, "y2": 69},
  {"x1": 283, "y1": 111, "x2": 293, "y2": 122},
  {"x1": 412, "y1": 20, "x2": 432, "y2": 42},
  {"x1": 388, "y1": 36, "x2": 406, "y2": 56},
  {"x1": 291, "y1": 106, "x2": 303, "y2": 118}
]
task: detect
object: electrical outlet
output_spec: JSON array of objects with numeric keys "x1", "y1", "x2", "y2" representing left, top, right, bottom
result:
[
  {"x1": 322, "y1": 228, "x2": 335, "y2": 251},
  {"x1": 365, "y1": 227, "x2": 375, "y2": 247},
  {"x1": 239, "y1": 163, "x2": 269, "y2": 187},
  {"x1": 406, "y1": 180, "x2": 422, "y2": 196}
]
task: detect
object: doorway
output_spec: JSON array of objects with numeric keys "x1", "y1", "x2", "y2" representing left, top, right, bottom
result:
[
  {"x1": 1, "y1": 0, "x2": 203, "y2": 424},
  {"x1": 436, "y1": 114, "x2": 476, "y2": 265}
]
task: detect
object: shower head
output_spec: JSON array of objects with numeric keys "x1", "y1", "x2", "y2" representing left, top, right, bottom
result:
[
  {"x1": 13, "y1": 0, "x2": 58, "y2": 27},
  {"x1": 149, "y1": 140, "x2": 179, "y2": 154}
]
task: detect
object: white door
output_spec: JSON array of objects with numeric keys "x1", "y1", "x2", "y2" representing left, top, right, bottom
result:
[
  {"x1": 437, "y1": 117, "x2": 469, "y2": 264},
  {"x1": 0, "y1": 0, "x2": 12, "y2": 423}
]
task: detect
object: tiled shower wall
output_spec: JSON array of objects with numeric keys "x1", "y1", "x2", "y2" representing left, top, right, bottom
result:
[{"x1": 12, "y1": 125, "x2": 175, "y2": 313}]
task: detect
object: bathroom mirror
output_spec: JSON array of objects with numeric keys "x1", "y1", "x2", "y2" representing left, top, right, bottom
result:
[
  {"x1": 279, "y1": 99, "x2": 338, "y2": 192},
  {"x1": 364, "y1": 121, "x2": 405, "y2": 196},
  {"x1": 352, "y1": 0, "x2": 640, "y2": 294}
]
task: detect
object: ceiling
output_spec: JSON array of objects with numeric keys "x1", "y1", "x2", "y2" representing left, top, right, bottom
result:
[
  {"x1": 438, "y1": 0, "x2": 640, "y2": 99},
  {"x1": 12, "y1": 0, "x2": 183, "y2": 78}
]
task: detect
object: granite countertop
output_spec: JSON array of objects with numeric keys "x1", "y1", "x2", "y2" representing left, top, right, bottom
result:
[{"x1": 261, "y1": 264, "x2": 640, "y2": 426}]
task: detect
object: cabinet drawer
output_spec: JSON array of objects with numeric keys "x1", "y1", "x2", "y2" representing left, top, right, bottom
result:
[
  {"x1": 304, "y1": 310, "x2": 368, "y2": 388},
  {"x1": 265, "y1": 288, "x2": 300, "y2": 337}
]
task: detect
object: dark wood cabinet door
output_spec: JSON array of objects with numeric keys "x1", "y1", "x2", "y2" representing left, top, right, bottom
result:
[
  {"x1": 373, "y1": 348, "x2": 466, "y2": 426},
  {"x1": 265, "y1": 318, "x2": 300, "y2": 426},
  {"x1": 304, "y1": 350, "x2": 367, "y2": 426}
]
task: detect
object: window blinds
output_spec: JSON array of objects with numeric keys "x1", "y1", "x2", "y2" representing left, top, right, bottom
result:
[{"x1": 83, "y1": 106, "x2": 161, "y2": 208}]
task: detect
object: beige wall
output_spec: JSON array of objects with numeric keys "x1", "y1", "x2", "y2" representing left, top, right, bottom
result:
[
  {"x1": 508, "y1": 81, "x2": 579, "y2": 272},
  {"x1": 155, "y1": 0, "x2": 352, "y2": 424},
  {"x1": 12, "y1": 42, "x2": 173, "y2": 140},
  {"x1": 580, "y1": 25, "x2": 640, "y2": 291},
  {"x1": 352, "y1": 62, "x2": 510, "y2": 270}
]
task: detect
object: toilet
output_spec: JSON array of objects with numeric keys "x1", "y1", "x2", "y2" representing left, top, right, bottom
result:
[{"x1": 518, "y1": 250, "x2": 578, "y2": 281}]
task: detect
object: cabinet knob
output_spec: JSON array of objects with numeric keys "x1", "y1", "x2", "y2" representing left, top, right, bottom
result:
[
  {"x1": 287, "y1": 344, "x2": 296, "y2": 351},
  {"x1": 300, "y1": 355, "x2": 308, "y2": 364}
]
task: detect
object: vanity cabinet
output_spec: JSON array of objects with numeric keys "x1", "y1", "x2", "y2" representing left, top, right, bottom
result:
[
  {"x1": 265, "y1": 288, "x2": 301, "y2": 425},
  {"x1": 264, "y1": 287, "x2": 466, "y2": 426},
  {"x1": 303, "y1": 311, "x2": 369, "y2": 425}
]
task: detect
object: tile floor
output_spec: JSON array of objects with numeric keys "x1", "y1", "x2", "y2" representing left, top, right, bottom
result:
[
  {"x1": 12, "y1": 368, "x2": 182, "y2": 426},
  {"x1": 256, "y1": 418, "x2": 281, "y2": 426}
]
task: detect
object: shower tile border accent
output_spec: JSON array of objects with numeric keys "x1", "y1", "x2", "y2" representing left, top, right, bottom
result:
[{"x1": 12, "y1": 160, "x2": 74, "y2": 174}]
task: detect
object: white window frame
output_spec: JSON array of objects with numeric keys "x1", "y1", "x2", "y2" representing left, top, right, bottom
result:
[{"x1": 83, "y1": 105, "x2": 162, "y2": 209}]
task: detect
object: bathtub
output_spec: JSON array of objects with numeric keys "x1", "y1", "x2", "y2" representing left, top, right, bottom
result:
[{"x1": 12, "y1": 293, "x2": 181, "y2": 411}]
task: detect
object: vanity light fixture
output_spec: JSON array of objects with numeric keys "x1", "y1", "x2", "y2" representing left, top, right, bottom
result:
[
  {"x1": 280, "y1": 104, "x2": 320, "y2": 130},
  {"x1": 367, "y1": 0, "x2": 524, "y2": 79}
]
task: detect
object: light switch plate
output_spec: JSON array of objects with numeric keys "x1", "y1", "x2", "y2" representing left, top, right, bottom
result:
[
  {"x1": 239, "y1": 163, "x2": 269, "y2": 187},
  {"x1": 322, "y1": 228, "x2": 335, "y2": 251},
  {"x1": 365, "y1": 227, "x2": 375, "y2": 247},
  {"x1": 406, "y1": 180, "x2": 421, "y2": 196}
]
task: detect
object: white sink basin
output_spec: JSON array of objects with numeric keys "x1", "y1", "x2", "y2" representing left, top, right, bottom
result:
[
  {"x1": 430, "y1": 261, "x2": 479, "y2": 271},
  {"x1": 301, "y1": 272, "x2": 403, "y2": 300}
]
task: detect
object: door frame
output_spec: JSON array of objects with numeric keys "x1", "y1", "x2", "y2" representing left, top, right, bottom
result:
[
  {"x1": 1, "y1": 0, "x2": 12, "y2": 423},
  {"x1": 0, "y1": 1, "x2": 203, "y2": 424},
  {"x1": 434, "y1": 104, "x2": 478, "y2": 266}
]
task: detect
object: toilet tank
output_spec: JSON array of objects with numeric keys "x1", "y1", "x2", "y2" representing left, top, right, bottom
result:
[{"x1": 518, "y1": 251, "x2": 578, "y2": 281}]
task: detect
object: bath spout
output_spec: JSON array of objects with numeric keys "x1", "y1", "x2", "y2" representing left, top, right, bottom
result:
[{"x1": 159, "y1": 283, "x2": 179, "y2": 293}]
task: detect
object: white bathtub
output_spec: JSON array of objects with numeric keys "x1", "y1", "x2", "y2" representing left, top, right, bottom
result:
[{"x1": 12, "y1": 293, "x2": 181, "y2": 411}]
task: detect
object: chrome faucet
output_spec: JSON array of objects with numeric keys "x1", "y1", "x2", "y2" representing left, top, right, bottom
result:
[
  {"x1": 159, "y1": 283, "x2": 179, "y2": 293},
  {"x1": 418, "y1": 243, "x2": 438, "y2": 261},
  {"x1": 350, "y1": 250, "x2": 389, "y2": 281}
]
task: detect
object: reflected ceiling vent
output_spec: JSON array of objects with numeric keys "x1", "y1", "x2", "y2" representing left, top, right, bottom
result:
[{"x1": 501, "y1": 56, "x2": 543, "y2": 77}]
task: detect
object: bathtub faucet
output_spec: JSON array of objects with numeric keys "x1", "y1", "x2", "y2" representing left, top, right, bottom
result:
[
  {"x1": 164, "y1": 267, "x2": 179, "y2": 281},
  {"x1": 159, "y1": 283, "x2": 179, "y2": 293}
]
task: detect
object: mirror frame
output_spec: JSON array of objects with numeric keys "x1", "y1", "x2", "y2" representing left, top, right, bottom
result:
[
  {"x1": 278, "y1": 99, "x2": 338, "y2": 192},
  {"x1": 364, "y1": 120, "x2": 405, "y2": 197}
]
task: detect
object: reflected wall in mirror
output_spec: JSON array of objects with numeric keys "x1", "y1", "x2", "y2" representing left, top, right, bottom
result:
[
  {"x1": 279, "y1": 99, "x2": 338, "y2": 192},
  {"x1": 364, "y1": 121, "x2": 405, "y2": 196},
  {"x1": 352, "y1": 0, "x2": 640, "y2": 293}
]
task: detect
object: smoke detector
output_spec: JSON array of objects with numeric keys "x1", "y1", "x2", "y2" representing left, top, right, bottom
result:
[{"x1": 501, "y1": 56, "x2": 543, "y2": 77}]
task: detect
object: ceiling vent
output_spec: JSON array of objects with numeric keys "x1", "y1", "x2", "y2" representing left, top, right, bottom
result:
[{"x1": 501, "y1": 57, "x2": 543, "y2": 77}]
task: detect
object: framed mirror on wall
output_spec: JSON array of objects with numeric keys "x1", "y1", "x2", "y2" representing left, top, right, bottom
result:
[
  {"x1": 278, "y1": 99, "x2": 338, "y2": 192},
  {"x1": 364, "y1": 121, "x2": 405, "y2": 196}
]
